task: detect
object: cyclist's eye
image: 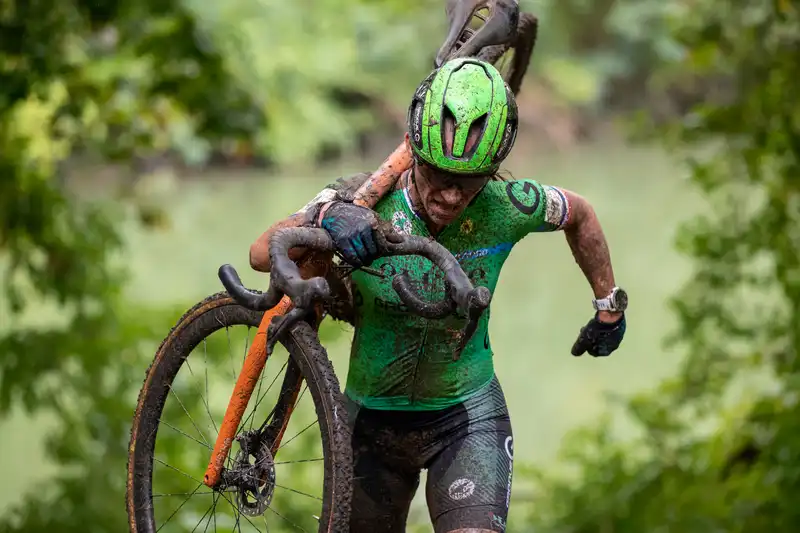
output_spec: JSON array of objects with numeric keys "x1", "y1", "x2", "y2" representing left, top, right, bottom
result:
[{"x1": 464, "y1": 178, "x2": 486, "y2": 190}]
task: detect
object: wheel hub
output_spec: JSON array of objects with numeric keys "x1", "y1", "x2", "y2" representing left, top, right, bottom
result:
[{"x1": 223, "y1": 430, "x2": 276, "y2": 516}]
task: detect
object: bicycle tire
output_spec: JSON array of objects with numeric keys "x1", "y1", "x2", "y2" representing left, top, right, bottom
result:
[
  {"x1": 478, "y1": 12, "x2": 538, "y2": 95},
  {"x1": 126, "y1": 291, "x2": 352, "y2": 533}
]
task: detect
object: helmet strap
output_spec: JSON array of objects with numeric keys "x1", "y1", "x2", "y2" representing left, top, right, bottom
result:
[{"x1": 407, "y1": 165, "x2": 425, "y2": 217}]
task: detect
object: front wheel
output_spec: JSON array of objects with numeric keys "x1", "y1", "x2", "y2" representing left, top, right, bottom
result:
[{"x1": 126, "y1": 292, "x2": 352, "y2": 532}]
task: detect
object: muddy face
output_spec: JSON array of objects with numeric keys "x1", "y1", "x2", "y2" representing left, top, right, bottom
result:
[
  {"x1": 413, "y1": 161, "x2": 488, "y2": 226},
  {"x1": 404, "y1": 115, "x2": 491, "y2": 230}
]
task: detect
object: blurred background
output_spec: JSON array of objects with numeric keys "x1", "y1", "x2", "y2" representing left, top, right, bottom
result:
[{"x1": 1, "y1": 0, "x2": 798, "y2": 531}]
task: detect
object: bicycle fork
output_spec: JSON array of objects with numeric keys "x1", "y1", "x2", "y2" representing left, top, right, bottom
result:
[{"x1": 202, "y1": 297, "x2": 293, "y2": 488}]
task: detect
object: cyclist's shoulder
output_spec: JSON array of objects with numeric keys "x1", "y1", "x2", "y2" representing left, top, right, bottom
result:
[
  {"x1": 475, "y1": 177, "x2": 570, "y2": 233},
  {"x1": 322, "y1": 172, "x2": 372, "y2": 199},
  {"x1": 296, "y1": 172, "x2": 371, "y2": 218},
  {"x1": 478, "y1": 176, "x2": 549, "y2": 209},
  {"x1": 482, "y1": 175, "x2": 548, "y2": 192}
]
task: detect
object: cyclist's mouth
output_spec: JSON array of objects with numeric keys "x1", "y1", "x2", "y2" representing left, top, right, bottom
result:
[{"x1": 430, "y1": 202, "x2": 459, "y2": 222}]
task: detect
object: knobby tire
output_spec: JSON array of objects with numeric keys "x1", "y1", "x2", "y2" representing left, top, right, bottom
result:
[{"x1": 126, "y1": 291, "x2": 352, "y2": 533}]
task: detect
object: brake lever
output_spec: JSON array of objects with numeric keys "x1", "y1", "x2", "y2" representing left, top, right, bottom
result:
[
  {"x1": 266, "y1": 307, "x2": 308, "y2": 355},
  {"x1": 452, "y1": 286, "x2": 492, "y2": 360}
]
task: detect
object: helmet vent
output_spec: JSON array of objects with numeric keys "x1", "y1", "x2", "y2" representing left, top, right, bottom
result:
[
  {"x1": 465, "y1": 112, "x2": 489, "y2": 158},
  {"x1": 441, "y1": 106, "x2": 488, "y2": 160},
  {"x1": 441, "y1": 104, "x2": 457, "y2": 157}
]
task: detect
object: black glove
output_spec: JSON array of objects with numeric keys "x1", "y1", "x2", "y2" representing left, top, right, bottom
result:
[
  {"x1": 571, "y1": 313, "x2": 626, "y2": 357},
  {"x1": 318, "y1": 201, "x2": 380, "y2": 268}
]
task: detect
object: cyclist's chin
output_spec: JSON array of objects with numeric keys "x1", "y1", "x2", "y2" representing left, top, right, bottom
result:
[{"x1": 427, "y1": 206, "x2": 459, "y2": 225}]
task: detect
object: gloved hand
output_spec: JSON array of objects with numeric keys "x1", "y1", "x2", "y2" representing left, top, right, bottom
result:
[
  {"x1": 571, "y1": 313, "x2": 626, "y2": 357},
  {"x1": 318, "y1": 201, "x2": 380, "y2": 268}
]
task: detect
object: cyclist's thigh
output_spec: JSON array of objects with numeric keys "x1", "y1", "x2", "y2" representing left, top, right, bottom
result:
[
  {"x1": 346, "y1": 398, "x2": 421, "y2": 533},
  {"x1": 425, "y1": 378, "x2": 514, "y2": 533}
]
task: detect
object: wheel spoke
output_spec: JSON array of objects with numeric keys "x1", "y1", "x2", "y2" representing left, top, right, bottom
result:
[
  {"x1": 136, "y1": 305, "x2": 337, "y2": 533},
  {"x1": 226, "y1": 325, "x2": 237, "y2": 381},
  {"x1": 161, "y1": 419, "x2": 212, "y2": 450},
  {"x1": 183, "y1": 357, "x2": 219, "y2": 437},
  {"x1": 217, "y1": 489, "x2": 265, "y2": 532},
  {"x1": 274, "y1": 458, "x2": 323, "y2": 465},
  {"x1": 190, "y1": 499, "x2": 217, "y2": 533},
  {"x1": 155, "y1": 457, "x2": 204, "y2": 484},
  {"x1": 156, "y1": 481, "x2": 203, "y2": 532},
  {"x1": 239, "y1": 360, "x2": 288, "y2": 432},
  {"x1": 243, "y1": 326, "x2": 251, "y2": 366},
  {"x1": 153, "y1": 487, "x2": 236, "y2": 499},
  {"x1": 201, "y1": 494, "x2": 219, "y2": 533},
  {"x1": 274, "y1": 484, "x2": 322, "y2": 501},
  {"x1": 268, "y1": 506, "x2": 308, "y2": 532},
  {"x1": 277, "y1": 420, "x2": 318, "y2": 451},
  {"x1": 167, "y1": 384, "x2": 210, "y2": 447}
]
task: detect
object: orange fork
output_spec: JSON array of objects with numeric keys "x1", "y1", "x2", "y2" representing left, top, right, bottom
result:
[{"x1": 202, "y1": 142, "x2": 412, "y2": 488}]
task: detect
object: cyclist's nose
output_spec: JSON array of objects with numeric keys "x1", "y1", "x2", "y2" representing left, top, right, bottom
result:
[{"x1": 439, "y1": 186, "x2": 464, "y2": 205}]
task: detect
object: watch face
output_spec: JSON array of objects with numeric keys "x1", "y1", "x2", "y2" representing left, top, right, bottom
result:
[{"x1": 613, "y1": 288, "x2": 628, "y2": 311}]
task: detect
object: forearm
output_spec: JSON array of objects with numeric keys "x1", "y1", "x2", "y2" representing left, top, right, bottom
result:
[
  {"x1": 561, "y1": 191, "x2": 616, "y2": 299},
  {"x1": 249, "y1": 213, "x2": 309, "y2": 272}
]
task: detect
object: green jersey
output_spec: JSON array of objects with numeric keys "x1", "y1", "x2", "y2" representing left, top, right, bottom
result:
[{"x1": 296, "y1": 172, "x2": 571, "y2": 411}]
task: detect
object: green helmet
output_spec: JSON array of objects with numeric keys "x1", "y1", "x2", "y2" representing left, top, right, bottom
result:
[{"x1": 407, "y1": 57, "x2": 518, "y2": 175}]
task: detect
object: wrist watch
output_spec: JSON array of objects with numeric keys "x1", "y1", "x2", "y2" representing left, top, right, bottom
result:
[{"x1": 592, "y1": 286, "x2": 628, "y2": 313}]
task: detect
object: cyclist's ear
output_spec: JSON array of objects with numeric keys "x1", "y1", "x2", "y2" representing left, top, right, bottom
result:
[{"x1": 403, "y1": 132, "x2": 411, "y2": 150}]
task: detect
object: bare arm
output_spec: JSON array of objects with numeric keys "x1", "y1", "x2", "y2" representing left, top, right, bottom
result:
[
  {"x1": 560, "y1": 189, "x2": 621, "y2": 322},
  {"x1": 249, "y1": 213, "x2": 310, "y2": 272}
]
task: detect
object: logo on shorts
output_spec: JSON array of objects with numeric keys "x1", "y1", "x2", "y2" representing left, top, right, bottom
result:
[
  {"x1": 504, "y1": 436, "x2": 514, "y2": 460},
  {"x1": 489, "y1": 512, "x2": 507, "y2": 531},
  {"x1": 448, "y1": 478, "x2": 475, "y2": 501},
  {"x1": 504, "y1": 436, "x2": 514, "y2": 508}
]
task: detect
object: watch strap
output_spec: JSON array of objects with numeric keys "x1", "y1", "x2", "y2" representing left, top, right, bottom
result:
[{"x1": 592, "y1": 296, "x2": 615, "y2": 312}]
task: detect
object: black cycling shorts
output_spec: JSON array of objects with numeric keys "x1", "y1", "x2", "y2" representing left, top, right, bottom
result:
[{"x1": 345, "y1": 376, "x2": 514, "y2": 533}]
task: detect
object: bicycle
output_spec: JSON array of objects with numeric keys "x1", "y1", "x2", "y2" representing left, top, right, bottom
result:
[
  {"x1": 127, "y1": 2, "x2": 538, "y2": 531},
  {"x1": 127, "y1": 225, "x2": 491, "y2": 532}
]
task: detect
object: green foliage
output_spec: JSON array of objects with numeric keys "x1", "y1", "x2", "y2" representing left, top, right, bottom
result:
[
  {"x1": 0, "y1": 0, "x2": 264, "y2": 322},
  {"x1": 0, "y1": 302, "x2": 178, "y2": 531},
  {"x1": 185, "y1": 0, "x2": 443, "y2": 165},
  {"x1": 519, "y1": 0, "x2": 684, "y2": 109},
  {"x1": 8, "y1": 0, "x2": 800, "y2": 531},
  {"x1": 1, "y1": 1, "x2": 301, "y2": 531},
  {"x1": 519, "y1": 2, "x2": 800, "y2": 531}
]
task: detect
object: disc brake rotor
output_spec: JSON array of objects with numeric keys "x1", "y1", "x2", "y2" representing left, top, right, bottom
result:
[{"x1": 229, "y1": 430, "x2": 276, "y2": 517}]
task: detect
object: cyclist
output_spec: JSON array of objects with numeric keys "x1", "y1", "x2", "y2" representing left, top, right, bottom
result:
[{"x1": 249, "y1": 57, "x2": 627, "y2": 533}]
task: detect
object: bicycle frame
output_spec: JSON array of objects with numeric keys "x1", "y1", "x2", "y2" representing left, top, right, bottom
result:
[
  {"x1": 202, "y1": 144, "x2": 410, "y2": 488},
  {"x1": 202, "y1": 0, "x2": 536, "y2": 488}
]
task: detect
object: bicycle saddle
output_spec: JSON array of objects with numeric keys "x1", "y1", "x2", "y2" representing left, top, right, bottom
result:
[{"x1": 434, "y1": 0, "x2": 520, "y2": 67}]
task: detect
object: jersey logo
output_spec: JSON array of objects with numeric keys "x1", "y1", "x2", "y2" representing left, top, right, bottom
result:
[
  {"x1": 454, "y1": 242, "x2": 512, "y2": 261},
  {"x1": 391, "y1": 211, "x2": 412, "y2": 234},
  {"x1": 506, "y1": 181, "x2": 541, "y2": 215}
]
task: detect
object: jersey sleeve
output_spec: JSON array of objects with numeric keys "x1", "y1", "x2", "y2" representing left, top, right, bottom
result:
[
  {"x1": 294, "y1": 172, "x2": 371, "y2": 223},
  {"x1": 499, "y1": 179, "x2": 572, "y2": 242}
]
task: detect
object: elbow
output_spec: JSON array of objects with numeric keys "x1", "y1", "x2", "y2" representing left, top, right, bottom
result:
[
  {"x1": 249, "y1": 240, "x2": 270, "y2": 272},
  {"x1": 562, "y1": 189, "x2": 593, "y2": 231}
]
